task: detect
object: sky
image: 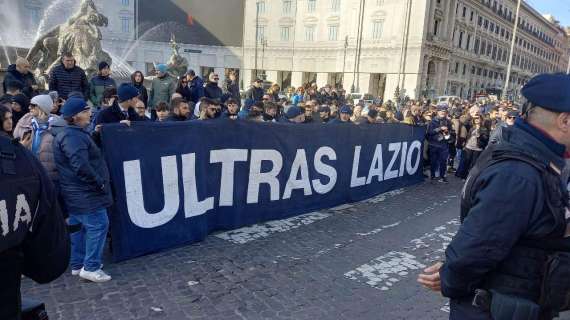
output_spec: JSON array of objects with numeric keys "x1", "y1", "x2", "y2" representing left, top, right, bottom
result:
[{"x1": 527, "y1": 0, "x2": 570, "y2": 27}]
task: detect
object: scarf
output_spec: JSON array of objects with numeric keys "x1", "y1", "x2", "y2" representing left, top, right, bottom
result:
[{"x1": 31, "y1": 118, "x2": 49, "y2": 156}]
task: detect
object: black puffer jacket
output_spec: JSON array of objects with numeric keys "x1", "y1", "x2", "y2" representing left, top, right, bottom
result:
[{"x1": 48, "y1": 63, "x2": 89, "y2": 99}]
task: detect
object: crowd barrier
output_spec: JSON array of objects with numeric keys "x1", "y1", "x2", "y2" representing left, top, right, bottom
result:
[{"x1": 101, "y1": 120, "x2": 426, "y2": 261}]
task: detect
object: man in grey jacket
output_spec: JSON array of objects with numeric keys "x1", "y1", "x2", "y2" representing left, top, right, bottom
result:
[{"x1": 149, "y1": 64, "x2": 176, "y2": 120}]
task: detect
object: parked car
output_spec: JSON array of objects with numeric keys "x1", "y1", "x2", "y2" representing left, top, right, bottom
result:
[
  {"x1": 436, "y1": 95, "x2": 460, "y2": 105},
  {"x1": 348, "y1": 93, "x2": 375, "y2": 105}
]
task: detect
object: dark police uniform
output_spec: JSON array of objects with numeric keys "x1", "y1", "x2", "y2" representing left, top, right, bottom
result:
[
  {"x1": 440, "y1": 73, "x2": 570, "y2": 320},
  {"x1": 0, "y1": 136, "x2": 70, "y2": 320}
]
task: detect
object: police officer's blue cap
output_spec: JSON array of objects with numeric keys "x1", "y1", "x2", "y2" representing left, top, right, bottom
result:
[
  {"x1": 521, "y1": 73, "x2": 570, "y2": 113},
  {"x1": 340, "y1": 105, "x2": 353, "y2": 115},
  {"x1": 437, "y1": 105, "x2": 448, "y2": 111},
  {"x1": 62, "y1": 98, "x2": 89, "y2": 117}
]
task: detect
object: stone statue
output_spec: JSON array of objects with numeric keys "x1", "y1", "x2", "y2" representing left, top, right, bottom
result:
[
  {"x1": 26, "y1": 0, "x2": 111, "y2": 79},
  {"x1": 166, "y1": 34, "x2": 188, "y2": 77}
]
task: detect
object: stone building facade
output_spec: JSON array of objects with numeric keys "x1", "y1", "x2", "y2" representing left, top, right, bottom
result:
[
  {"x1": 2, "y1": 0, "x2": 569, "y2": 99},
  {"x1": 242, "y1": 0, "x2": 570, "y2": 100}
]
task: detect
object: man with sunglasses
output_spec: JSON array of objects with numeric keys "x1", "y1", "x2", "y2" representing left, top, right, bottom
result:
[
  {"x1": 489, "y1": 110, "x2": 519, "y2": 145},
  {"x1": 204, "y1": 73, "x2": 223, "y2": 103},
  {"x1": 199, "y1": 98, "x2": 222, "y2": 121}
]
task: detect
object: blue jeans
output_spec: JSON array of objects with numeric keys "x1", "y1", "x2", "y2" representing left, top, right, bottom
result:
[
  {"x1": 429, "y1": 146, "x2": 449, "y2": 179},
  {"x1": 68, "y1": 209, "x2": 109, "y2": 272}
]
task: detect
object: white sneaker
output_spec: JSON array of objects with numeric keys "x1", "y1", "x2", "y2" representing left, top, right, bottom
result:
[
  {"x1": 72, "y1": 264, "x2": 103, "y2": 276},
  {"x1": 79, "y1": 268, "x2": 111, "y2": 283}
]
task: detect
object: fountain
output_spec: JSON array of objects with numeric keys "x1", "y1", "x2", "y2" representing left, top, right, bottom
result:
[
  {"x1": 26, "y1": 0, "x2": 112, "y2": 78},
  {"x1": 166, "y1": 34, "x2": 189, "y2": 77},
  {"x1": 0, "y1": 0, "x2": 191, "y2": 88}
]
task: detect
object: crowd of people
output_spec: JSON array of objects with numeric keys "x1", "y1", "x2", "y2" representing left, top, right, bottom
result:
[{"x1": 0, "y1": 53, "x2": 521, "y2": 284}]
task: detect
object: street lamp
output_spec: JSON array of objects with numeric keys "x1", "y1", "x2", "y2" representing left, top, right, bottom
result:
[
  {"x1": 504, "y1": 0, "x2": 522, "y2": 99},
  {"x1": 261, "y1": 37, "x2": 268, "y2": 80},
  {"x1": 254, "y1": 1, "x2": 260, "y2": 76},
  {"x1": 342, "y1": 36, "x2": 348, "y2": 86},
  {"x1": 352, "y1": 0, "x2": 365, "y2": 93}
]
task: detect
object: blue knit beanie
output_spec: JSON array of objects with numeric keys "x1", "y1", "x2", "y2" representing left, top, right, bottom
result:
[
  {"x1": 118, "y1": 83, "x2": 140, "y2": 102},
  {"x1": 156, "y1": 64, "x2": 168, "y2": 73},
  {"x1": 62, "y1": 98, "x2": 89, "y2": 117}
]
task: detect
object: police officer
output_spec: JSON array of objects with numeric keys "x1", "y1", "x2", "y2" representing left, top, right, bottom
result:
[
  {"x1": 0, "y1": 135, "x2": 70, "y2": 319},
  {"x1": 418, "y1": 73, "x2": 570, "y2": 319}
]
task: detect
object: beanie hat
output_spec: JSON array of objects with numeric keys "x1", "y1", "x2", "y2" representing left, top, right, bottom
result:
[
  {"x1": 62, "y1": 98, "x2": 89, "y2": 118},
  {"x1": 156, "y1": 64, "x2": 168, "y2": 73},
  {"x1": 339, "y1": 105, "x2": 353, "y2": 115},
  {"x1": 30, "y1": 94, "x2": 54, "y2": 115},
  {"x1": 6, "y1": 80, "x2": 24, "y2": 91},
  {"x1": 286, "y1": 106, "x2": 303, "y2": 119},
  {"x1": 98, "y1": 61, "x2": 110, "y2": 71},
  {"x1": 10, "y1": 94, "x2": 29, "y2": 109},
  {"x1": 118, "y1": 83, "x2": 140, "y2": 102}
]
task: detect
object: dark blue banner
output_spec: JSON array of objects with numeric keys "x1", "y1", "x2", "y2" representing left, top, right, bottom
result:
[{"x1": 101, "y1": 120, "x2": 426, "y2": 261}]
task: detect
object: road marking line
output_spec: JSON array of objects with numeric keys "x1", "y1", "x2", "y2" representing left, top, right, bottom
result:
[
  {"x1": 216, "y1": 188, "x2": 407, "y2": 244},
  {"x1": 346, "y1": 218, "x2": 460, "y2": 292},
  {"x1": 214, "y1": 212, "x2": 331, "y2": 244},
  {"x1": 344, "y1": 251, "x2": 426, "y2": 291}
]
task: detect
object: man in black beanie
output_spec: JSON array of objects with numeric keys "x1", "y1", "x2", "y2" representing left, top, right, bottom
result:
[{"x1": 89, "y1": 61, "x2": 117, "y2": 109}]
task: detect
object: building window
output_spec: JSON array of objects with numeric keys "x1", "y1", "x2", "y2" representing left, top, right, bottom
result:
[
  {"x1": 331, "y1": 0, "x2": 340, "y2": 12},
  {"x1": 470, "y1": 11, "x2": 474, "y2": 22},
  {"x1": 145, "y1": 62, "x2": 155, "y2": 75},
  {"x1": 280, "y1": 26, "x2": 290, "y2": 41},
  {"x1": 257, "y1": 0, "x2": 266, "y2": 14},
  {"x1": 28, "y1": 7, "x2": 41, "y2": 26},
  {"x1": 121, "y1": 0, "x2": 129, "y2": 5},
  {"x1": 283, "y1": 0, "x2": 292, "y2": 14},
  {"x1": 308, "y1": 0, "x2": 316, "y2": 12},
  {"x1": 120, "y1": 17, "x2": 131, "y2": 33},
  {"x1": 305, "y1": 26, "x2": 315, "y2": 41},
  {"x1": 256, "y1": 26, "x2": 266, "y2": 42},
  {"x1": 433, "y1": 19, "x2": 440, "y2": 36},
  {"x1": 372, "y1": 20, "x2": 384, "y2": 39},
  {"x1": 328, "y1": 25, "x2": 338, "y2": 41}
]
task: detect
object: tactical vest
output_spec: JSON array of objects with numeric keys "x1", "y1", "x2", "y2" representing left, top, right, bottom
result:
[
  {"x1": 460, "y1": 140, "x2": 570, "y2": 313},
  {"x1": 0, "y1": 136, "x2": 41, "y2": 320}
]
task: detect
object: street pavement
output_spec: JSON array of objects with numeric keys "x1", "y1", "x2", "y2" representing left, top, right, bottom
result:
[{"x1": 21, "y1": 177, "x2": 570, "y2": 320}]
